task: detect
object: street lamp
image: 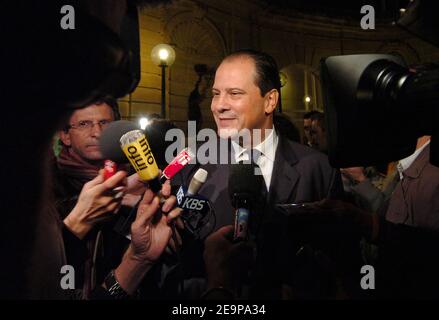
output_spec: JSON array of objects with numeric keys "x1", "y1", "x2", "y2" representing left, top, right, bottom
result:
[{"x1": 151, "y1": 44, "x2": 176, "y2": 118}]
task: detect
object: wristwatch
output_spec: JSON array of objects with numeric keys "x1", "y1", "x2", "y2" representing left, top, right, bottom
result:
[{"x1": 104, "y1": 270, "x2": 130, "y2": 299}]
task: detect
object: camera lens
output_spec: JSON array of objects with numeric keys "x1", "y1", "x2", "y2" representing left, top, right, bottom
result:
[{"x1": 357, "y1": 59, "x2": 412, "y2": 106}]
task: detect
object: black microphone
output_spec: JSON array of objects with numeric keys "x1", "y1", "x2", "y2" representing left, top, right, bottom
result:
[
  {"x1": 228, "y1": 163, "x2": 264, "y2": 241},
  {"x1": 100, "y1": 120, "x2": 140, "y2": 164}
]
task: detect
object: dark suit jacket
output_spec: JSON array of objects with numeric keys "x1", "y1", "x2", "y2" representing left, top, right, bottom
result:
[
  {"x1": 171, "y1": 134, "x2": 345, "y2": 298},
  {"x1": 173, "y1": 134, "x2": 344, "y2": 232}
]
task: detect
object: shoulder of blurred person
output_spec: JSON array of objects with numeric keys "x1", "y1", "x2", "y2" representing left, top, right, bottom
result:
[{"x1": 386, "y1": 143, "x2": 439, "y2": 230}]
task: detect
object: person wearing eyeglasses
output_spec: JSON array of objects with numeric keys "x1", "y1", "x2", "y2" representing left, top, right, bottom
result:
[
  {"x1": 59, "y1": 100, "x2": 116, "y2": 165},
  {"x1": 53, "y1": 97, "x2": 152, "y2": 299},
  {"x1": 55, "y1": 96, "x2": 125, "y2": 229}
]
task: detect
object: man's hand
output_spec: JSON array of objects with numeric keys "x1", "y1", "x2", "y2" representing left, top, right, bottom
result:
[
  {"x1": 204, "y1": 225, "x2": 255, "y2": 293},
  {"x1": 121, "y1": 173, "x2": 146, "y2": 207},
  {"x1": 129, "y1": 184, "x2": 180, "y2": 263},
  {"x1": 125, "y1": 173, "x2": 146, "y2": 195},
  {"x1": 113, "y1": 180, "x2": 181, "y2": 295},
  {"x1": 64, "y1": 170, "x2": 127, "y2": 239}
]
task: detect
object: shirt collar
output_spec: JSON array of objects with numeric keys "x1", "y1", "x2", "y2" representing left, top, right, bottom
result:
[
  {"x1": 232, "y1": 127, "x2": 278, "y2": 162},
  {"x1": 398, "y1": 140, "x2": 430, "y2": 179}
]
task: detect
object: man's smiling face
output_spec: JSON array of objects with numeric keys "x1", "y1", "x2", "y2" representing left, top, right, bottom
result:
[{"x1": 211, "y1": 56, "x2": 273, "y2": 139}]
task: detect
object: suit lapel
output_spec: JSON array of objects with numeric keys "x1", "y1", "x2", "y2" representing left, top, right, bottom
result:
[
  {"x1": 268, "y1": 135, "x2": 300, "y2": 204},
  {"x1": 403, "y1": 144, "x2": 430, "y2": 179}
]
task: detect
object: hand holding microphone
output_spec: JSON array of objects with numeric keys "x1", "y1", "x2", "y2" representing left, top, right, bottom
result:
[
  {"x1": 100, "y1": 120, "x2": 192, "y2": 240},
  {"x1": 64, "y1": 169, "x2": 128, "y2": 239},
  {"x1": 113, "y1": 180, "x2": 182, "y2": 295}
]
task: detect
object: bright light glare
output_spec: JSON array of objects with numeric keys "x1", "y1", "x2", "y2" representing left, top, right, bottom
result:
[
  {"x1": 139, "y1": 117, "x2": 150, "y2": 130},
  {"x1": 159, "y1": 49, "x2": 169, "y2": 61}
]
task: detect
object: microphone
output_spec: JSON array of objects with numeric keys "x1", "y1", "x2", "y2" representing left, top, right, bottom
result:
[
  {"x1": 100, "y1": 120, "x2": 162, "y2": 192},
  {"x1": 228, "y1": 163, "x2": 264, "y2": 241},
  {"x1": 100, "y1": 120, "x2": 165, "y2": 239},
  {"x1": 100, "y1": 120, "x2": 140, "y2": 164},
  {"x1": 160, "y1": 148, "x2": 194, "y2": 184},
  {"x1": 119, "y1": 129, "x2": 161, "y2": 192},
  {"x1": 100, "y1": 120, "x2": 194, "y2": 192},
  {"x1": 187, "y1": 168, "x2": 208, "y2": 196},
  {"x1": 103, "y1": 159, "x2": 118, "y2": 180},
  {"x1": 176, "y1": 168, "x2": 208, "y2": 206},
  {"x1": 176, "y1": 168, "x2": 210, "y2": 237}
]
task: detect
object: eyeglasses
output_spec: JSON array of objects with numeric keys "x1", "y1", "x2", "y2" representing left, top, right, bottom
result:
[{"x1": 68, "y1": 119, "x2": 112, "y2": 131}]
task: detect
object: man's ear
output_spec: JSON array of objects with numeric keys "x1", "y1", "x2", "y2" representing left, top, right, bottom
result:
[
  {"x1": 264, "y1": 89, "x2": 279, "y2": 115},
  {"x1": 59, "y1": 130, "x2": 71, "y2": 147}
]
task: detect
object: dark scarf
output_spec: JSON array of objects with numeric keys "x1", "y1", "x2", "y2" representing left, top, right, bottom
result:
[{"x1": 57, "y1": 147, "x2": 103, "y2": 192}]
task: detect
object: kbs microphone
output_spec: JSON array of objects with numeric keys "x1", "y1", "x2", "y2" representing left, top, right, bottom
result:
[
  {"x1": 176, "y1": 168, "x2": 208, "y2": 206},
  {"x1": 177, "y1": 169, "x2": 209, "y2": 208},
  {"x1": 228, "y1": 163, "x2": 264, "y2": 241},
  {"x1": 176, "y1": 168, "x2": 211, "y2": 237}
]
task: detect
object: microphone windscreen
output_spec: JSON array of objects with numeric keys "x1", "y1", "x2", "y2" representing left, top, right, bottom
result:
[
  {"x1": 187, "y1": 168, "x2": 208, "y2": 195},
  {"x1": 193, "y1": 168, "x2": 208, "y2": 184},
  {"x1": 228, "y1": 163, "x2": 264, "y2": 203},
  {"x1": 100, "y1": 120, "x2": 139, "y2": 163}
]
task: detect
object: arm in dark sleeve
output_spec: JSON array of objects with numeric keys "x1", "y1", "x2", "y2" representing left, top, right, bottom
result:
[
  {"x1": 62, "y1": 223, "x2": 89, "y2": 268},
  {"x1": 351, "y1": 179, "x2": 385, "y2": 213}
]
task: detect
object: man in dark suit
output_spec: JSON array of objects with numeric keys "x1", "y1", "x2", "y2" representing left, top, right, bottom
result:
[
  {"x1": 174, "y1": 49, "x2": 343, "y2": 232},
  {"x1": 170, "y1": 49, "x2": 346, "y2": 298}
]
